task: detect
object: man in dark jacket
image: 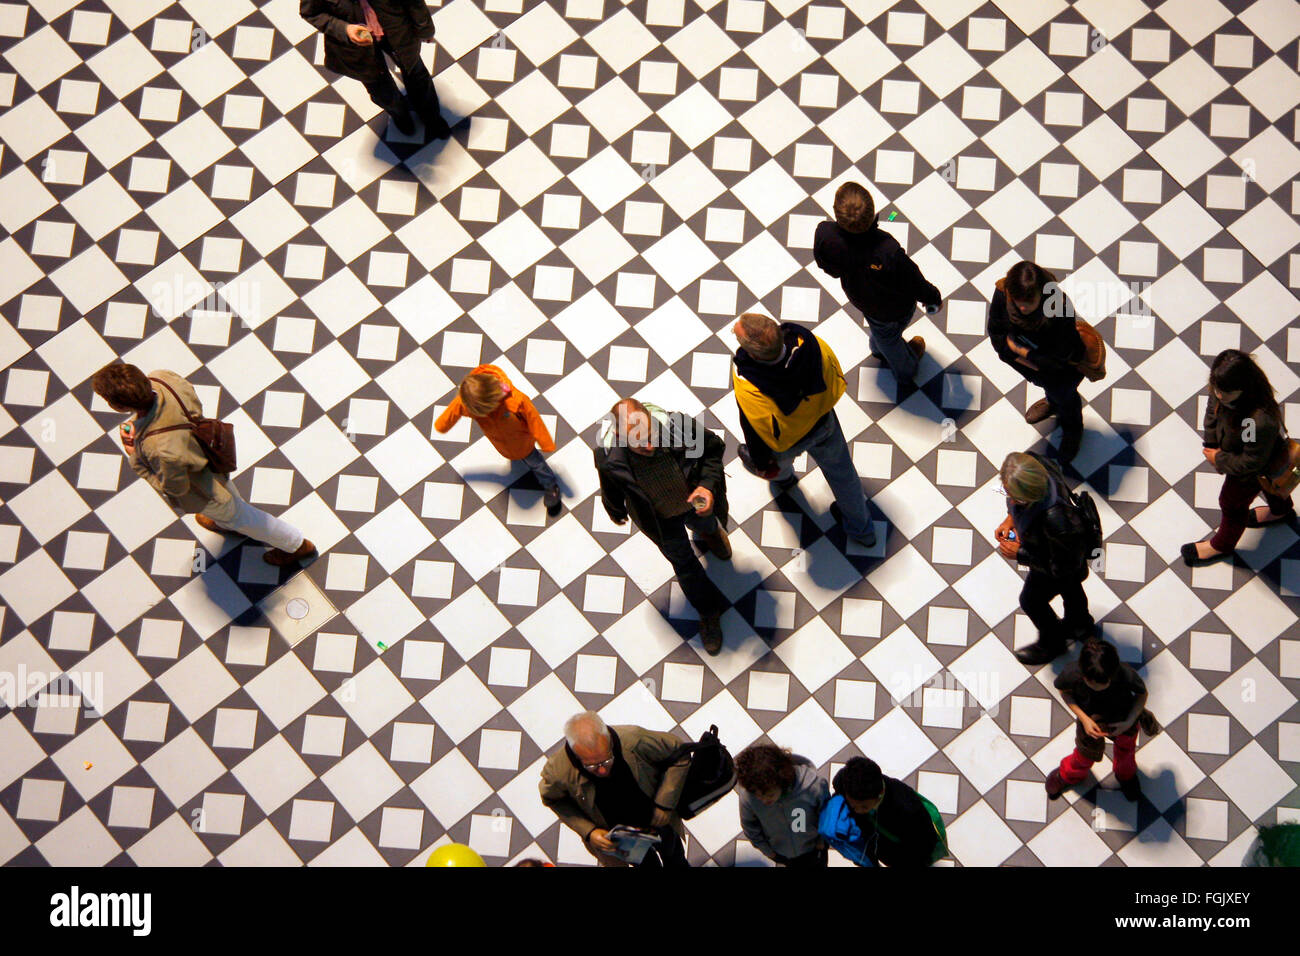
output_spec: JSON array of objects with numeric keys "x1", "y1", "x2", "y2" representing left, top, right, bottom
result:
[
  {"x1": 996, "y1": 451, "x2": 1096, "y2": 665},
  {"x1": 300, "y1": 0, "x2": 451, "y2": 140},
  {"x1": 830, "y1": 757, "x2": 940, "y2": 868},
  {"x1": 988, "y1": 261, "x2": 1087, "y2": 462},
  {"x1": 733, "y1": 313, "x2": 874, "y2": 547},
  {"x1": 596, "y1": 399, "x2": 730, "y2": 654},
  {"x1": 814, "y1": 181, "x2": 942, "y2": 387}
]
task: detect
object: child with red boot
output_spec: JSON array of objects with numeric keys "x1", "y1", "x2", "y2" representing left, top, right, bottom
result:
[{"x1": 1047, "y1": 637, "x2": 1160, "y2": 802}]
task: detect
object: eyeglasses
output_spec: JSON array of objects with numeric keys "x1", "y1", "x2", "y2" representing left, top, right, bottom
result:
[
  {"x1": 582, "y1": 754, "x2": 615, "y2": 772},
  {"x1": 994, "y1": 485, "x2": 1009, "y2": 497}
]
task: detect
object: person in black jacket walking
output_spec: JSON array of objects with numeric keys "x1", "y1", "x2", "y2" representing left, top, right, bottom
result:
[
  {"x1": 813, "y1": 182, "x2": 942, "y2": 387},
  {"x1": 832, "y1": 757, "x2": 939, "y2": 868},
  {"x1": 995, "y1": 451, "x2": 1096, "y2": 666},
  {"x1": 988, "y1": 261, "x2": 1087, "y2": 462},
  {"x1": 300, "y1": 0, "x2": 451, "y2": 140},
  {"x1": 595, "y1": 399, "x2": 730, "y2": 655},
  {"x1": 1182, "y1": 349, "x2": 1296, "y2": 566}
]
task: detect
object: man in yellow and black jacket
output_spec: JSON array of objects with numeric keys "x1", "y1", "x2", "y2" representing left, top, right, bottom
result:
[{"x1": 732, "y1": 313, "x2": 875, "y2": 547}]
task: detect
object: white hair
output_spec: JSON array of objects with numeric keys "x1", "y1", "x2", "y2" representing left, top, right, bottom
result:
[{"x1": 563, "y1": 711, "x2": 608, "y2": 749}]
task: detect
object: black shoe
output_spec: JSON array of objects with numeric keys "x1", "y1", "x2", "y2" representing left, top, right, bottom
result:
[
  {"x1": 1119, "y1": 775, "x2": 1141, "y2": 802},
  {"x1": 1015, "y1": 640, "x2": 1066, "y2": 666},
  {"x1": 1057, "y1": 429, "x2": 1082, "y2": 462},
  {"x1": 699, "y1": 614, "x2": 723, "y2": 656},
  {"x1": 543, "y1": 485, "x2": 562, "y2": 517},
  {"x1": 739, "y1": 443, "x2": 780, "y2": 481},
  {"x1": 1045, "y1": 769, "x2": 1066, "y2": 800},
  {"x1": 423, "y1": 115, "x2": 453, "y2": 141},
  {"x1": 830, "y1": 502, "x2": 876, "y2": 547},
  {"x1": 1180, "y1": 542, "x2": 1231, "y2": 567},
  {"x1": 390, "y1": 109, "x2": 415, "y2": 135},
  {"x1": 1064, "y1": 617, "x2": 1097, "y2": 644}
]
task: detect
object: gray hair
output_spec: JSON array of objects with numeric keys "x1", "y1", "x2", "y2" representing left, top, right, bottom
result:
[
  {"x1": 563, "y1": 711, "x2": 609, "y2": 749},
  {"x1": 736, "y1": 312, "x2": 782, "y2": 361}
]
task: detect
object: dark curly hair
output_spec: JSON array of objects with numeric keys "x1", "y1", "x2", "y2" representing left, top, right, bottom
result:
[
  {"x1": 735, "y1": 744, "x2": 797, "y2": 795},
  {"x1": 1079, "y1": 638, "x2": 1120, "y2": 685},
  {"x1": 832, "y1": 756, "x2": 884, "y2": 801}
]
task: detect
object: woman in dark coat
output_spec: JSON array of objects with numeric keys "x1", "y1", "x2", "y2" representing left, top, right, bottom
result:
[
  {"x1": 988, "y1": 261, "x2": 1087, "y2": 462},
  {"x1": 1182, "y1": 350, "x2": 1296, "y2": 566},
  {"x1": 300, "y1": 0, "x2": 450, "y2": 140},
  {"x1": 995, "y1": 451, "x2": 1096, "y2": 665}
]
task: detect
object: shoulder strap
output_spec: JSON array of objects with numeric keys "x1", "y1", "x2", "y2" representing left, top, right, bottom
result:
[{"x1": 148, "y1": 377, "x2": 200, "y2": 424}]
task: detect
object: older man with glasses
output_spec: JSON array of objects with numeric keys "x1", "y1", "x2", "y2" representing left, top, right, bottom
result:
[{"x1": 539, "y1": 712, "x2": 691, "y2": 867}]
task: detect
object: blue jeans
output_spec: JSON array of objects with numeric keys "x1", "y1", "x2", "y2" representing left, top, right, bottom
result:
[
  {"x1": 522, "y1": 449, "x2": 557, "y2": 489},
  {"x1": 772, "y1": 412, "x2": 871, "y2": 537},
  {"x1": 862, "y1": 308, "x2": 918, "y2": 381}
]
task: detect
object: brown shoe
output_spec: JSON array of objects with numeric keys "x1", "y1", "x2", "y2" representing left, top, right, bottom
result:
[
  {"x1": 1024, "y1": 399, "x2": 1054, "y2": 425},
  {"x1": 908, "y1": 336, "x2": 925, "y2": 361},
  {"x1": 263, "y1": 539, "x2": 316, "y2": 567},
  {"x1": 698, "y1": 524, "x2": 732, "y2": 561},
  {"x1": 194, "y1": 514, "x2": 223, "y2": 533}
]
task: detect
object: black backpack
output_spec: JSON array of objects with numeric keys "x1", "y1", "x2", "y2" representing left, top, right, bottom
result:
[
  {"x1": 1035, "y1": 454, "x2": 1103, "y2": 563},
  {"x1": 658, "y1": 725, "x2": 736, "y2": 820},
  {"x1": 1070, "y1": 488, "x2": 1103, "y2": 557}
]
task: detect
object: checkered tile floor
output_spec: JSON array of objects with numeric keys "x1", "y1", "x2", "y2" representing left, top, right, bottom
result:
[{"x1": 1, "y1": 0, "x2": 1299, "y2": 867}]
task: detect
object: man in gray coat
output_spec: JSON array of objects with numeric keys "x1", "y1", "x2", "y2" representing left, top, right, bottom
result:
[{"x1": 735, "y1": 743, "x2": 829, "y2": 867}]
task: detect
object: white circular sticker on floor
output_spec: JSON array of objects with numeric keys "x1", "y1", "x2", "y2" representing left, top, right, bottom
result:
[{"x1": 285, "y1": 597, "x2": 310, "y2": 621}]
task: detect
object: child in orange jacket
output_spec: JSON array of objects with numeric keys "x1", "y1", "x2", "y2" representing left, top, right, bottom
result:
[{"x1": 435, "y1": 366, "x2": 562, "y2": 516}]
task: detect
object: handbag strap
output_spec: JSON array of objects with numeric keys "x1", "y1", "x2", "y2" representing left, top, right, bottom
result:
[{"x1": 148, "y1": 376, "x2": 200, "y2": 424}]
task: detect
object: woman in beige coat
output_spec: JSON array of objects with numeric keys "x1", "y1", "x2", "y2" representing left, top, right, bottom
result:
[{"x1": 93, "y1": 362, "x2": 314, "y2": 566}]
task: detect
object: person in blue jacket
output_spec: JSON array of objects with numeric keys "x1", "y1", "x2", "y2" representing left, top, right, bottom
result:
[{"x1": 819, "y1": 756, "x2": 944, "y2": 867}]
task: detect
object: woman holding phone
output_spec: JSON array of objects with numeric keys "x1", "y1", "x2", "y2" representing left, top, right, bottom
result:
[{"x1": 988, "y1": 261, "x2": 1087, "y2": 462}]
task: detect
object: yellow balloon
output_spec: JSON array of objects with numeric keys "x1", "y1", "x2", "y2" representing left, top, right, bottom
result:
[{"x1": 426, "y1": 844, "x2": 486, "y2": 867}]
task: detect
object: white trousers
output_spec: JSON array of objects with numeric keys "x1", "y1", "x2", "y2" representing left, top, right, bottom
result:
[{"x1": 201, "y1": 481, "x2": 304, "y2": 553}]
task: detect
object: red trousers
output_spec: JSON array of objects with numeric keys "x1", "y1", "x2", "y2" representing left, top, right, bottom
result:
[{"x1": 1059, "y1": 721, "x2": 1138, "y2": 784}]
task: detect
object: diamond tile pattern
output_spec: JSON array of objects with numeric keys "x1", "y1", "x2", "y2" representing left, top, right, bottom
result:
[{"x1": 0, "y1": 0, "x2": 1297, "y2": 869}]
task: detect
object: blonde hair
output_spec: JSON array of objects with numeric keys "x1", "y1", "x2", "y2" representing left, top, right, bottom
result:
[
  {"x1": 1000, "y1": 452, "x2": 1050, "y2": 503},
  {"x1": 736, "y1": 312, "x2": 782, "y2": 361},
  {"x1": 834, "y1": 181, "x2": 875, "y2": 233},
  {"x1": 459, "y1": 373, "x2": 504, "y2": 417}
]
